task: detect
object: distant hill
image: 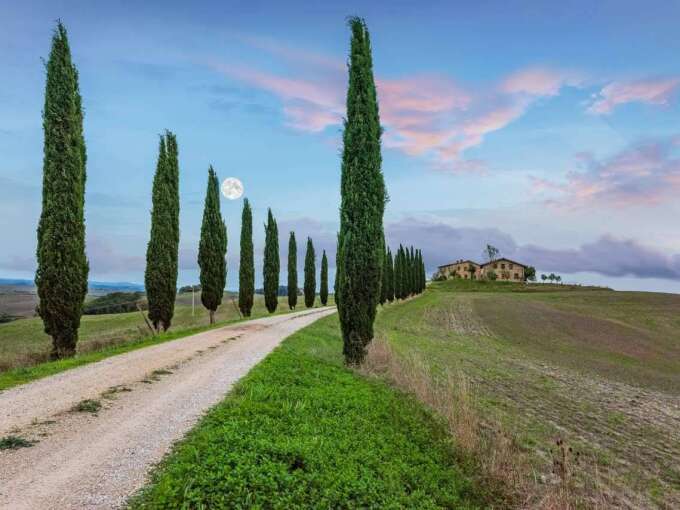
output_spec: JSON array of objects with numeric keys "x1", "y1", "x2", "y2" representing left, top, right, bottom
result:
[
  {"x1": 0, "y1": 278, "x2": 144, "y2": 292},
  {"x1": 255, "y1": 285, "x2": 302, "y2": 297}
]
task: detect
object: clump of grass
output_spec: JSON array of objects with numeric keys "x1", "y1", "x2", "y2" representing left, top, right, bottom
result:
[
  {"x1": 0, "y1": 435, "x2": 36, "y2": 450},
  {"x1": 101, "y1": 385, "x2": 132, "y2": 399},
  {"x1": 151, "y1": 369, "x2": 173, "y2": 377},
  {"x1": 71, "y1": 398, "x2": 102, "y2": 414}
]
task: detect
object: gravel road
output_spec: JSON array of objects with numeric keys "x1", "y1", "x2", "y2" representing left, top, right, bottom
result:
[{"x1": 0, "y1": 307, "x2": 335, "y2": 509}]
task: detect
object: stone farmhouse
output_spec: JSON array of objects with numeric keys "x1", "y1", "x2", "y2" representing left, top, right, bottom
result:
[{"x1": 436, "y1": 258, "x2": 526, "y2": 281}]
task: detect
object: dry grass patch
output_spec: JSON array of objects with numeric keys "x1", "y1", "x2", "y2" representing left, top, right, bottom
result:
[{"x1": 360, "y1": 336, "x2": 615, "y2": 509}]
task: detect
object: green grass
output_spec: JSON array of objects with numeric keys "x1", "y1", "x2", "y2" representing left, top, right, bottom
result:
[
  {"x1": 0, "y1": 296, "x2": 332, "y2": 391},
  {"x1": 0, "y1": 435, "x2": 36, "y2": 450},
  {"x1": 128, "y1": 314, "x2": 490, "y2": 509},
  {"x1": 374, "y1": 279, "x2": 680, "y2": 507}
]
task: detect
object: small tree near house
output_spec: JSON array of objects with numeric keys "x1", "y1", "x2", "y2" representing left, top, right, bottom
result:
[
  {"x1": 484, "y1": 244, "x2": 500, "y2": 262},
  {"x1": 524, "y1": 266, "x2": 536, "y2": 282}
]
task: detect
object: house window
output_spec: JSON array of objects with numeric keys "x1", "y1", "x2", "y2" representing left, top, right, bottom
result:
[
  {"x1": 494, "y1": 263, "x2": 498, "y2": 269},
  {"x1": 509, "y1": 264, "x2": 514, "y2": 269},
  {"x1": 501, "y1": 263, "x2": 506, "y2": 269},
  {"x1": 514, "y1": 273, "x2": 519, "y2": 279}
]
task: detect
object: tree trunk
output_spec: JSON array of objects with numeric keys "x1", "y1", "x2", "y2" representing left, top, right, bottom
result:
[{"x1": 209, "y1": 309, "x2": 215, "y2": 324}]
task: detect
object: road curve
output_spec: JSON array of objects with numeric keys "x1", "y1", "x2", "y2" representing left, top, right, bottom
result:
[{"x1": 0, "y1": 307, "x2": 336, "y2": 509}]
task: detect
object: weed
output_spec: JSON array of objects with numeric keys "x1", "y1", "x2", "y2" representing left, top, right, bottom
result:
[
  {"x1": 71, "y1": 398, "x2": 102, "y2": 413},
  {"x1": 101, "y1": 385, "x2": 132, "y2": 399},
  {"x1": 0, "y1": 435, "x2": 36, "y2": 450},
  {"x1": 151, "y1": 369, "x2": 173, "y2": 377}
]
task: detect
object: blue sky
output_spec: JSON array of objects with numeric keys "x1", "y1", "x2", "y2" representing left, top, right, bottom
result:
[{"x1": 2, "y1": 0, "x2": 680, "y2": 291}]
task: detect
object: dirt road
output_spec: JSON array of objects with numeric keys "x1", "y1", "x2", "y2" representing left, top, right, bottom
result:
[{"x1": 0, "y1": 307, "x2": 335, "y2": 509}]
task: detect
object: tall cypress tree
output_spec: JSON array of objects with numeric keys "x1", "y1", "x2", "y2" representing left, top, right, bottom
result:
[
  {"x1": 287, "y1": 231, "x2": 298, "y2": 310},
  {"x1": 320, "y1": 249, "x2": 329, "y2": 306},
  {"x1": 263, "y1": 208, "x2": 279, "y2": 313},
  {"x1": 386, "y1": 248, "x2": 395, "y2": 302},
  {"x1": 238, "y1": 198, "x2": 254, "y2": 317},
  {"x1": 36, "y1": 22, "x2": 88, "y2": 359},
  {"x1": 337, "y1": 17, "x2": 386, "y2": 365},
  {"x1": 304, "y1": 237, "x2": 316, "y2": 308},
  {"x1": 144, "y1": 131, "x2": 180, "y2": 332},
  {"x1": 198, "y1": 166, "x2": 227, "y2": 324}
]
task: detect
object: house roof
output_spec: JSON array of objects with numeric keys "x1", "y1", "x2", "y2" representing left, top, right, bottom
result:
[
  {"x1": 480, "y1": 258, "x2": 527, "y2": 269},
  {"x1": 437, "y1": 259, "x2": 480, "y2": 269}
]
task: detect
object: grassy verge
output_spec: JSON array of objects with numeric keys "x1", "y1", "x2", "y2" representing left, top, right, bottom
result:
[
  {"x1": 128, "y1": 314, "x2": 495, "y2": 509},
  {"x1": 0, "y1": 299, "x2": 331, "y2": 391}
]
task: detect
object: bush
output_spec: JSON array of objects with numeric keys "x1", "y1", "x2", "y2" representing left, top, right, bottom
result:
[{"x1": 83, "y1": 292, "x2": 145, "y2": 315}]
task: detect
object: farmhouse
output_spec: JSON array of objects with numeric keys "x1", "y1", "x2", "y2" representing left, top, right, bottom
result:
[{"x1": 436, "y1": 258, "x2": 526, "y2": 281}]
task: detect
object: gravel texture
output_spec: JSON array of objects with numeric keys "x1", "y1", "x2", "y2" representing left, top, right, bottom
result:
[{"x1": 0, "y1": 307, "x2": 335, "y2": 509}]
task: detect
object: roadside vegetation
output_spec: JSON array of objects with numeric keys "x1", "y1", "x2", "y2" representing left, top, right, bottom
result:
[
  {"x1": 0, "y1": 295, "x2": 320, "y2": 389},
  {"x1": 128, "y1": 314, "x2": 498, "y2": 509}
]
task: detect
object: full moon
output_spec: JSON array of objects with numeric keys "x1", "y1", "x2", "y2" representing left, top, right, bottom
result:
[{"x1": 221, "y1": 177, "x2": 244, "y2": 200}]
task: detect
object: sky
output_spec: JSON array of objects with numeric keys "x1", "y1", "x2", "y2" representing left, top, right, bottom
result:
[{"x1": 2, "y1": 0, "x2": 680, "y2": 292}]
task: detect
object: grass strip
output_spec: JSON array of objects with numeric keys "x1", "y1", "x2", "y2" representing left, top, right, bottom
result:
[
  {"x1": 0, "y1": 308, "x2": 304, "y2": 392},
  {"x1": 128, "y1": 314, "x2": 488, "y2": 509}
]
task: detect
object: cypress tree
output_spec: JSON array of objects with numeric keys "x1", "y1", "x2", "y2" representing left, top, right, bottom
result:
[
  {"x1": 320, "y1": 250, "x2": 329, "y2": 306},
  {"x1": 263, "y1": 208, "x2": 279, "y2": 313},
  {"x1": 410, "y1": 246, "x2": 416, "y2": 295},
  {"x1": 414, "y1": 249, "x2": 420, "y2": 294},
  {"x1": 287, "y1": 232, "x2": 298, "y2": 310},
  {"x1": 334, "y1": 234, "x2": 341, "y2": 309},
  {"x1": 420, "y1": 250, "x2": 427, "y2": 292},
  {"x1": 337, "y1": 17, "x2": 386, "y2": 365},
  {"x1": 304, "y1": 237, "x2": 316, "y2": 308},
  {"x1": 379, "y1": 246, "x2": 388, "y2": 305},
  {"x1": 198, "y1": 166, "x2": 227, "y2": 324},
  {"x1": 144, "y1": 131, "x2": 180, "y2": 332},
  {"x1": 238, "y1": 198, "x2": 254, "y2": 317},
  {"x1": 394, "y1": 245, "x2": 403, "y2": 300},
  {"x1": 35, "y1": 22, "x2": 88, "y2": 359},
  {"x1": 386, "y1": 248, "x2": 395, "y2": 302},
  {"x1": 404, "y1": 246, "x2": 413, "y2": 297}
]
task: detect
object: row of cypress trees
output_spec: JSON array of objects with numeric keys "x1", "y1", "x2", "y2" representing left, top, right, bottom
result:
[
  {"x1": 380, "y1": 245, "x2": 426, "y2": 304},
  {"x1": 36, "y1": 18, "x2": 393, "y2": 363},
  {"x1": 237, "y1": 206, "x2": 330, "y2": 317},
  {"x1": 283, "y1": 233, "x2": 329, "y2": 311}
]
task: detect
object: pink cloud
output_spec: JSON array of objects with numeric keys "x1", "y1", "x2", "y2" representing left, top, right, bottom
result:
[
  {"x1": 588, "y1": 77, "x2": 680, "y2": 114},
  {"x1": 500, "y1": 67, "x2": 580, "y2": 97},
  {"x1": 530, "y1": 137, "x2": 680, "y2": 207},
  {"x1": 208, "y1": 41, "x2": 575, "y2": 172}
]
